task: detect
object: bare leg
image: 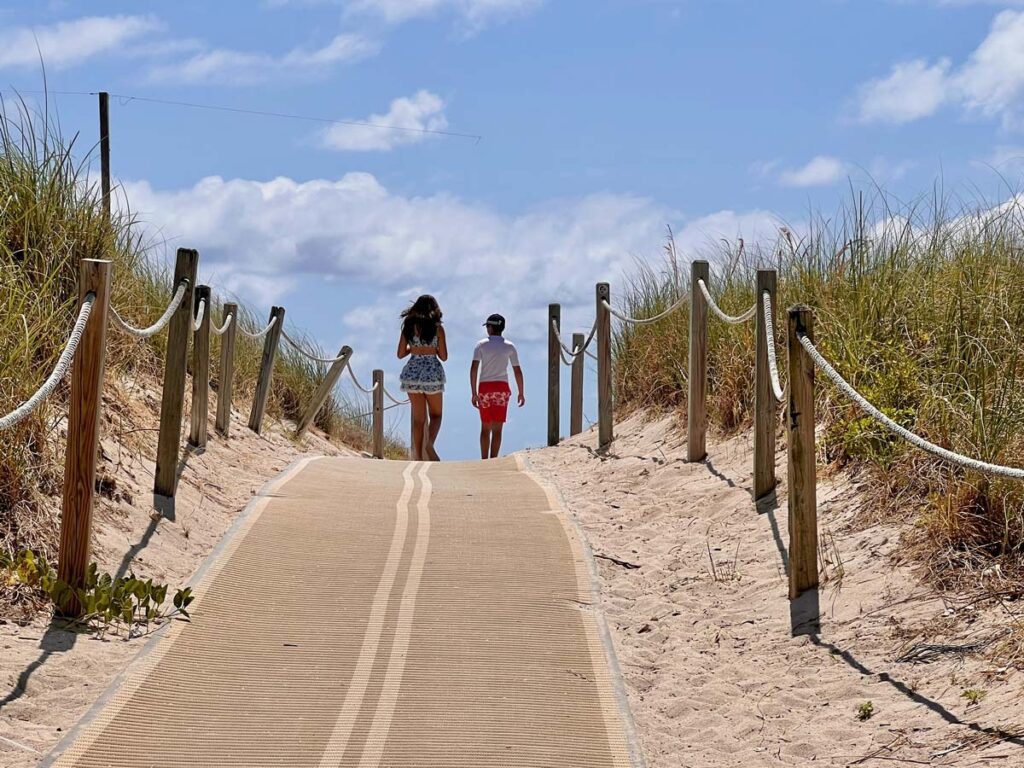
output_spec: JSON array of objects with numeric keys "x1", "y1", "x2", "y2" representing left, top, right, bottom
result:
[
  {"x1": 479, "y1": 424, "x2": 491, "y2": 460},
  {"x1": 489, "y1": 422, "x2": 504, "y2": 459},
  {"x1": 408, "y1": 394, "x2": 427, "y2": 462},
  {"x1": 424, "y1": 393, "x2": 443, "y2": 462}
]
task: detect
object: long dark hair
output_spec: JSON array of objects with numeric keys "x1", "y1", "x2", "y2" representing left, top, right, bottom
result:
[{"x1": 401, "y1": 294, "x2": 443, "y2": 344}]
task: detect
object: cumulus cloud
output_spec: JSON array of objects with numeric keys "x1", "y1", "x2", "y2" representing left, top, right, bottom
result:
[
  {"x1": 148, "y1": 33, "x2": 379, "y2": 85},
  {"x1": 855, "y1": 10, "x2": 1024, "y2": 125},
  {"x1": 0, "y1": 15, "x2": 160, "y2": 70},
  {"x1": 345, "y1": 0, "x2": 542, "y2": 31},
  {"x1": 778, "y1": 156, "x2": 849, "y2": 187},
  {"x1": 320, "y1": 90, "x2": 448, "y2": 151}
]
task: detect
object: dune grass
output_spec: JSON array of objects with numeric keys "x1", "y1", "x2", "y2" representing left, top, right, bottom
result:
[
  {"x1": 614, "y1": 191, "x2": 1024, "y2": 588},
  {"x1": 0, "y1": 96, "x2": 396, "y2": 571}
]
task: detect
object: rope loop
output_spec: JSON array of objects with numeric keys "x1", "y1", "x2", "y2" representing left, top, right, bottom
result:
[
  {"x1": 280, "y1": 329, "x2": 351, "y2": 364},
  {"x1": 550, "y1": 318, "x2": 597, "y2": 364},
  {"x1": 211, "y1": 312, "x2": 233, "y2": 336},
  {"x1": 0, "y1": 294, "x2": 95, "y2": 431},
  {"x1": 761, "y1": 292, "x2": 786, "y2": 402},
  {"x1": 601, "y1": 294, "x2": 686, "y2": 325},
  {"x1": 799, "y1": 333, "x2": 1024, "y2": 480},
  {"x1": 697, "y1": 280, "x2": 757, "y2": 324},
  {"x1": 108, "y1": 279, "x2": 189, "y2": 338},
  {"x1": 347, "y1": 364, "x2": 379, "y2": 394},
  {"x1": 238, "y1": 314, "x2": 278, "y2": 339},
  {"x1": 192, "y1": 298, "x2": 206, "y2": 332}
]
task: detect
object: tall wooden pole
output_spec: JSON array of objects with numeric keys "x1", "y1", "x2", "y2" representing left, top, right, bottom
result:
[
  {"x1": 570, "y1": 331, "x2": 584, "y2": 437},
  {"x1": 154, "y1": 248, "x2": 199, "y2": 500},
  {"x1": 296, "y1": 346, "x2": 352, "y2": 437},
  {"x1": 248, "y1": 306, "x2": 285, "y2": 435},
  {"x1": 58, "y1": 259, "x2": 112, "y2": 616},
  {"x1": 596, "y1": 282, "x2": 613, "y2": 448},
  {"x1": 787, "y1": 304, "x2": 818, "y2": 600},
  {"x1": 547, "y1": 303, "x2": 561, "y2": 447},
  {"x1": 754, "y1": 269, "x2": 778, "y2": 499},
  {"x1": 688, "y1": 260, "x2": 709, "y2": 462},
  {"x1": 99, "y1": 92, "x2": 111, "y2": 221},
  {"x1": 188, "y1": 285, "x2": 212, "y2": 449},
  {"x1": 215, "y1": 302, "x2": 238, "y2": 438},
  {"x1": 372, "y1": 369, "x2": 385, "y2": 459}
]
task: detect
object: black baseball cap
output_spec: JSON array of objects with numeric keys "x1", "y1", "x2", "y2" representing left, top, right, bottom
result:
[{"x1": 484, "y1": 313, "x2": 506, "y2": 331}]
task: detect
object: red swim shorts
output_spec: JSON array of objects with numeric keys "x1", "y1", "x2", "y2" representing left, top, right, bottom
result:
[{"x1": 477, "y1": 381, "x2": 512, "y2": 423}]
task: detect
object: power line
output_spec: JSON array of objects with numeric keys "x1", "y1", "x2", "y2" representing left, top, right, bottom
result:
[{"x1": 4, "y1": 88, "x2": 483, "y2": 143}]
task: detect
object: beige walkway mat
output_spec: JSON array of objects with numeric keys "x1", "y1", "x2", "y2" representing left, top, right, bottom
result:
[{"x1": 46, "y1": 456, "x2": 643, "y2": 767}]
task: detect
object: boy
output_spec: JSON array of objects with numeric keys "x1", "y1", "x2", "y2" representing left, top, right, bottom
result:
[{"x1": 470, "y1": 313, "x2": 525, "y2": 459}]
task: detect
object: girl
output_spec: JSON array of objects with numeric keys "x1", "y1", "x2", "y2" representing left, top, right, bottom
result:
[{"x1": 397, "y1": 295, "x2": 448, "y2": 461}]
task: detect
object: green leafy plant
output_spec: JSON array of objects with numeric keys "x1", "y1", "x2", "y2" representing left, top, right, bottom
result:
[
  {"x1": 961, "y1": 688, "x2": 986, "y2": 707},
  {"x1": 856, "y1": 701, "x2": 874, "y2": 721}
]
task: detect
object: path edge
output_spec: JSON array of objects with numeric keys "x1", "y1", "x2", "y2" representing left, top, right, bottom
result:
[
  {"x1": 516, "y1": 452, "x2": 648, "y2": 768},
  {"x1": 40, "y1": 454, "x2": 324, "y2": 768}
]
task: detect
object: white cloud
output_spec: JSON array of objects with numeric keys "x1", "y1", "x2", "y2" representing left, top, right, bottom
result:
[
  {"x1": 345, "y1": 0, "x2": 542, "y2": 30},
  {"x1": 857, "y1": 58, "x2": 951, "y2": 124},
  {"x1": 148, "y1": 33, "x2": 379, "y2": 85},
  {"x1": 855, "y1": 10, "x2": 1024, "y2": 126},
  {"x1": 0, "y1": 15, "x2": 160, "y2": 70},
  {"x1": 778, "y1": 156, "x2": 849, "y2": 187},
  {"x1": 320, "y1": 90, "x2": 448, "y2": 151}
]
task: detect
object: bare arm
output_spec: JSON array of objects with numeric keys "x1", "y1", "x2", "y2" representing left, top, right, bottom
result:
[
  {"x1": 470, "y1": 360, "x2": 480, "y2": 407},
  {"x1": 397, "y1": 330, "x2": 410, "y2": 359},
  {"x1": 513, "y1": 365, "x2": 525, "y2": 407},
  {"x1": 436, "y1": 325, "x2": 448, "y2": 362}
]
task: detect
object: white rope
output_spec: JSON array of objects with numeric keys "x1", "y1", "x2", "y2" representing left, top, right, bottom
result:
[
  {"x1": 383, "y1": 386, "x2": 410, "y2": 406},
  {"x1": 697, "y1": 280, "x2": 757, "y2": 324},
  {"x1": 280, "y1": 329, "x2": 351, "y2": 363},
  {"x1": 601, "y1": 294, "x2": 687, "y2": 326},
  {"x1": 108, "y1": 280, "x2": 188, "y2": 338},
  {"x1": 762, "y1": 292, "x2": 786, "y2": 402},
  {"x1": 551, "y1": 318, "x2": 597, "y2": 364},
  {"x1": 238, "y1": 314, "x2": 277, "y2": 339},
  {"x1": 0, "y1": 295, "x2": 94, "y2": 431},
  {"x1": 211, "y1": 312, "x2": 233, "y2": 336},
  {"x1": 192, "y1": 298, "x2": 206, "y2": 332},
  {"x1": 347, "y1": 364, "x2": 379, "y2": 394},
  {"x1": 799, "y1": 334, "x2": 1024, "y2": 480}
]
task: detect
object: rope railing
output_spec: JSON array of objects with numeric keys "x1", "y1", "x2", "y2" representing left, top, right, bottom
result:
[
  {"x1": 383, "y1": 386, "x2": 410, "y2": 406},
  {"x1": 0, "y1": 294, "x2": 95, "y2": 431},
  {"x1": 798, "y1": 333, "x2": 1024, "y2": 480},
  {"x1": 192, "y1": 298, "x2": 206, "y2": 332},
  {"x1": 211, "y1": 312, "x2": 233, "y2": 336},
  {"x1": 697, "y1": 279, "x2": 757, "y2": 324},
  {"x1": 551, "y1": 318, "x2": 597, "y2": 364},
  {"x1": 347, "y1": 364, "x2": 379, "y2": 394},
  {"x1": 108, "y1": 279, "x2": 188, "y2": 338},
  {"x1": 761, "y1": 292, "x2": 786, "y2": 402},
  {"x1": 601, "y1": 294, "x2": 686, "y2": 326},
  {"x1": 280, "y1": 328, "x2": 352, "y2": 364},
  {"x1": 238, "y1": 314, "x2": 278, "y2": 339}
]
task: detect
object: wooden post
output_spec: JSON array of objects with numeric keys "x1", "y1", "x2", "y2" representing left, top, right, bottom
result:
[
  {"x1": 296, "y1": 346, "x2": 353, "y2": 437},
  {"x1": 570, "y1": 332, "x2": 584, "y2": 436},
  {"x1": 154, "y1": 248, "x2": 199, "y2": 500},
  {"x1": 787, "y1": 304, "x2": 818, "y2": 599},
  {"x1": 547, "y1": 303, "x2": 561, "y2": 447},
  {"x1": 215, "y1": 302, "x2": 238, "y2": 438},
  {"x1": 248, "y1": 306, "x2": 285, "y2": 435},
  {"x1": 596, "y1": 282, "x2": 613, "y2": 448},
  {"x1": 688, "y1": 260, "x2": 709, "y2": 462},
  {"x1": 372, "y1": 369, "x2": 385, "y2": 459},
  {"x1": 99, "y1": 92, "x2": 111, "y2": 221},
  {"x1": 58, "y1": 259, "x2": 112, "y2": 616},
  {"x1": 754, "y1": 269, "x2": 778, "y2": 499},
  {"x1": 188, "y1": 285, "x2": 211, "y2": 449}
]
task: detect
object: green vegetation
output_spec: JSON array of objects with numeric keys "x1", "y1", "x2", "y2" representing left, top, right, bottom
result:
[
  {"x1": 614, "y1": 192, "x2": 1024, "y2": 586},
  {"x1": 961, "y1": 687, "x2": 986, "y2": 707},
  {"x1": 0, "y1": 96, "x2": 398, "y2": 606},
  {"x1": 856, "y1": 701, "x2": 875, "y2": 721}
]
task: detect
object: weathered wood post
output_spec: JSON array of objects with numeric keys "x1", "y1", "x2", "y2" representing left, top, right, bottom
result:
[
  {"x1": 58, "y1": 259, "x2": 112, "y2": 616},
  {"x1": 688, "y1": 260, "x2": 709, "y2": 462},
  {"x1": 547, "y1": 303, "x2": 561, "y2": 446},
  {"x1": 98, "y1": 92, "x2": 111, "y2": 221},
  {"x1": 570, "y1": 331, "x2": 585, "y2": 436},
  {"x1": 154, "y1": 248, "x2": 199, "y2": 500},
  {"x1": 787, "y1": 304, "x2": 818, "y2": 599},
  {"x1": 215, "y1": 302, "x2": 238, "y2": 437},
  {"x1": 248, "y1": 306, "x2": 285, "y2": 435},
  {"x1": 296, "y1": 346, "x2": 353, "y2": 438},
  {"x1": 372, "y1": 369, "x2": 385, "y2": 459},
  {"x1": 596, "y1": 282, "x2": 613, "y2": 448},
  {"x1": 754, "y1": 269, "x2": 778, "y2": 499},
  {"x1": 188, "y1": 285, "x2": 211, "y2": 449}
]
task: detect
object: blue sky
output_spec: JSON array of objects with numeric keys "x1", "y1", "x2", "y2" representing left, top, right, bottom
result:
[{"x1": 4, "y1": 0, "x2": 1024, "y2": 458}]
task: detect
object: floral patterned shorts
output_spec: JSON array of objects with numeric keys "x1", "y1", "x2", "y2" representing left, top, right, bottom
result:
[{"x1": 477, "y1": 381, "x2": 511, "y2": 423}]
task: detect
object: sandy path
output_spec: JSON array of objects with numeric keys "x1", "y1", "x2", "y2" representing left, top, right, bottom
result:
[
  {"x1": 525, "y1": 413, "x2": 1024, "y2": 767},
  {"x1": 0, "y1": 379, "x2": 354, "y2": 766}
]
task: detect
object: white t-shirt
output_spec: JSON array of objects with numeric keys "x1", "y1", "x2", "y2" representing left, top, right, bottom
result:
[{"x1": 473, "y1": 336, "x2": 520, "y2": 383}]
